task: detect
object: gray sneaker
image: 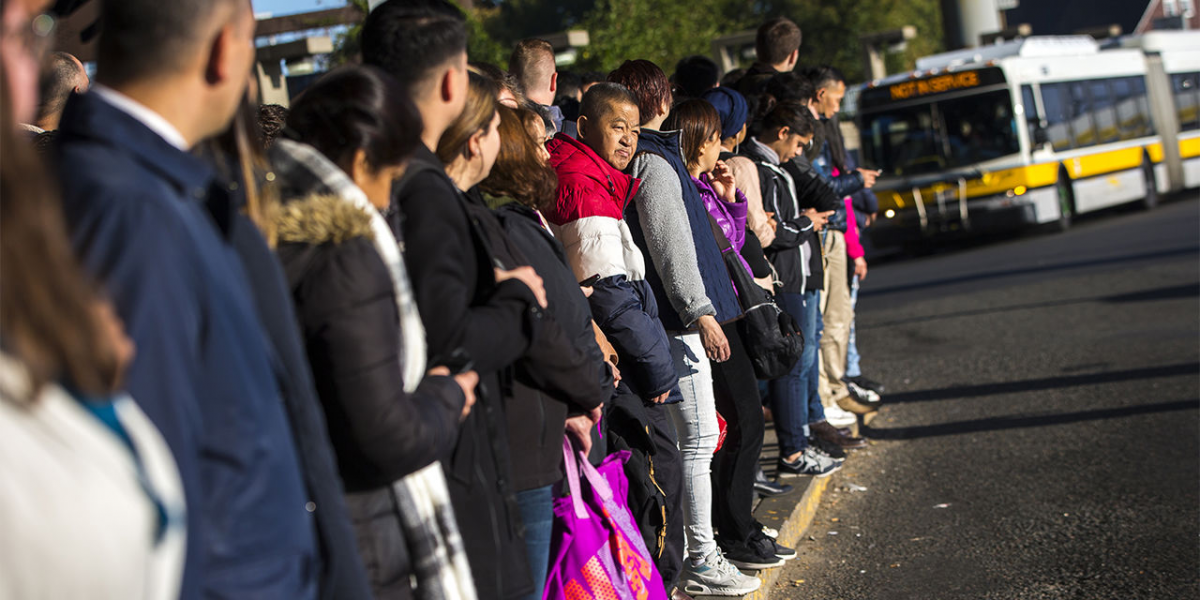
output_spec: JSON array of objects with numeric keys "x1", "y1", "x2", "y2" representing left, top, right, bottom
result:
[
  {"x1": 777, "y1": 446, "x2": 843, "y2": 477},
  {"x1": 680, "y1": 550, "x2": 762, "y2": 596}
]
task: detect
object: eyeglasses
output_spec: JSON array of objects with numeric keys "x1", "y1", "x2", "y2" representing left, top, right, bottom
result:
[{"x1": 2, "y1": 12, "x2": 56, "y2": 61}]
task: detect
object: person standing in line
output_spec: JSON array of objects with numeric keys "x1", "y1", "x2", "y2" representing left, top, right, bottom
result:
[
  {"x1": 27, "y1": 51, "x2": 87, "y2": 134},
  {"x1": 363, "y1": 3, "x2": 551, "y2": 597},
  {"x1": 52, "y1": 0, "x2": 319, "y2": 596},
  {"x1": 509, "y1": 39, "x2": 566, "y2": 134},
  {"x1": 734, "y1": 17, "x2": 802, "y2": 96},
  {"x1": 545, "y1": 83, "x2": 684, "y2": 597},
  {"x1": 740, "y1": 100, "x2": 847, "y2": 477}
]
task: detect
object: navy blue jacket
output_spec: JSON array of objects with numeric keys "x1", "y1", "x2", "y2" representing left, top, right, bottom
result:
[
  {"x1": 626, "y1": 129, "x2": 740, "y2": 329},
  {"x1": 809, "y1": 119, "x2": 865, "y2": 233},
  {"x1": 55, "y1": 91, "x2": 317, "y2": 600}
]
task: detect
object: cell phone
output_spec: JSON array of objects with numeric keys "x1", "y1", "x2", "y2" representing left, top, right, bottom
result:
[
  {"x1": 432, "y1": 348, "x2": 474, "y2": 375},
  {"x1": 579, "y1": 274, "x2": 601, "y2": 287}
]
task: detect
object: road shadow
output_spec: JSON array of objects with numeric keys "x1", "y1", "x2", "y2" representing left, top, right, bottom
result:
[
  {"x1": 861, "y1": 245, "x2": 1200, "y2": 299},
  {"x1": 860, "y1": 283, "x2": 1200, "y2": 330},
  {"x1": 880, "y1": 363, "x2": 1200, "y2": 405},
  {"x1": 862, "y1": 399, "x2": 1198, "y2": 440}
]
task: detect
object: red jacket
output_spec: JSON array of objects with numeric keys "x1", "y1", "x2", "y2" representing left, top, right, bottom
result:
[{"x1": 545, "y1": 133, "x2": 678, "y2": 400}]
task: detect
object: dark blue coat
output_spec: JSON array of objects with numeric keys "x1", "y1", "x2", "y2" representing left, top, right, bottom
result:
[
  {"x1": 626, "y1": 129, "x2": 741, "y2": 329},
  {"x1": 55, "y1": 91, "x2": 318, "y2": 600}
]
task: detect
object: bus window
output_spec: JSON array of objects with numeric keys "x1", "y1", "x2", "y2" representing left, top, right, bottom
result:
[
  {"x1": 1021, "y1": 85, "x2": 1041, "y2": 147},
  {"x1": 1172, "y1": 72, "x2": 1199, "y2": 132},
  {"x1": 1112, "y1": 77, "x2": 1148, "y2": 140},
  {"x1": 860, "y1": 104, "x2": 941, "y2": 176},
  {"x1": 1090, "y1": 80, "x2": 1120, "y2": 144},
  {"x1": 1130, "y1": 77, "x2": 1156, "y2": 136},
  {"x1": 938, "y1": 89, "x2": 1020, "y2": 164},
  {"x1": 1040, "y1": 83, "x2": 1073, "y2": 151},
  {"x1": 1068, "y1": 82, "x2": 1097, "y2": 148}
]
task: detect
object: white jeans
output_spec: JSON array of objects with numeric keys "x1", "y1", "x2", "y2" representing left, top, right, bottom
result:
[{"x1": 667, "y1": 331, "x2": 719, "y2": 562}]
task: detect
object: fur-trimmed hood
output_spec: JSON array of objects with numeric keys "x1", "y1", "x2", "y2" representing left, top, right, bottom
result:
[{"x1": 275, "y1": 193, "x2": 375, "y2": 246}]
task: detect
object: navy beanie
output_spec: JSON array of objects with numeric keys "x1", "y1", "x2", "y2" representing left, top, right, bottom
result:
[{"x1": 702, "y1": 87, "x2": 749, "y2": 141}]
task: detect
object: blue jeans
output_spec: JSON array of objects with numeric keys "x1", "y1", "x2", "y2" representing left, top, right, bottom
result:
[
  {"x1": 768, "y1": 291, "x2": 826, "y2": 457},
  {"x1": 846, "y1": 275, "x2": 862, "y2": 378},
  {"x1": 516, "y1": 484, "x2": 555, "y2": 600}
]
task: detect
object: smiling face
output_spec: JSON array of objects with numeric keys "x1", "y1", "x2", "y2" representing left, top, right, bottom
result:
[{"x1": 579, "y1": 99, "x2": 640, "y2": 171}]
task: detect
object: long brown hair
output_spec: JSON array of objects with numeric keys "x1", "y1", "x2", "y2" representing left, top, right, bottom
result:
[
  {"x1": 479, "y1": 106, "x2": 557, "y2": 212},
  {"x1": 436, "y1": 70, "x2": 498, "y2": 165},
  {"x1": 0, "y1": 72, "x2": 122, "y2": 400}
]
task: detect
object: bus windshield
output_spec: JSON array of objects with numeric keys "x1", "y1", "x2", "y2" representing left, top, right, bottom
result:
[{"x1": 860, "y1": 89, "x2": 1020, "y2": 177}]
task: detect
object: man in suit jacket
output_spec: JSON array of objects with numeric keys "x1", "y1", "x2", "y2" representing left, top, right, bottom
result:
[{"x1": 53, "y1": 1, "x2": 318, "y2": 598}]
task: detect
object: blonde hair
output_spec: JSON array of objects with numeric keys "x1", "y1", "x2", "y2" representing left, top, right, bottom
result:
[{"x1": 436, "y1": 69, "x2": 499, "y2": 165}]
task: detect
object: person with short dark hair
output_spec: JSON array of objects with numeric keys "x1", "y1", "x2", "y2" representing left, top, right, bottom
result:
[
  {"x1": 363, "y1": 4, "x2": 552, "y2": 597},
  {"x1": 671, "y1": 55, "x2": 720, "y2": 99},
  {"x1": 545, "y1": 81, "x2": 678, "y2": 410},
  {"x1": 799, "y1": 65, "x2": 882, "y2": 418},
  {"x1": 610, "y1": 60, "x2": 772, "y2": 595},
  {"x1": 740, "y1": 99, "x2": 850, "y2": 479},
  {"x1": 54, "y1": 0, "x2": 319, "y2": 597},
  {"x1": 31, "y1": 51, "x2": 87, "y2": 133},
  {"x1": 580, "y1": 70, "x2": 605, "y2": 93},
  {"x1": 554, "y1": 70, "x2": 582, "y2": 122},
  {"x1": 256, "y1": 103, "x2": 287, "y2": 149},
  {"x1": 734, "y1": 17, "x2": 802, "y2": 95}
]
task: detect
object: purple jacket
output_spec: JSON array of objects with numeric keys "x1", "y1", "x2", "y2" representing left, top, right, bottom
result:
[{"x1": 693, "y1": 174, "x2": 753, "y2": 278}]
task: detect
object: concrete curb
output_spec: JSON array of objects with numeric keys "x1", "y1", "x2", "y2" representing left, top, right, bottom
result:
[{"x1": 741, "y1": 474, "x2": 831, "y2": 599}]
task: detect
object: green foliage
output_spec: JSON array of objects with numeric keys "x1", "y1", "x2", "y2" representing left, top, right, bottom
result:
[
  {"x1": 468, "y1": 0, "x2": 943, "y2": 83},
  {"x1": 327, "y1": 0, "x2": 370, "y2": 67}
]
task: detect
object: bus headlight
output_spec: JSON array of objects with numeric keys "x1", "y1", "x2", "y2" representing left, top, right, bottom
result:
[{"x1": 885, "y1": 209, "x2": 896, "y2": 218}]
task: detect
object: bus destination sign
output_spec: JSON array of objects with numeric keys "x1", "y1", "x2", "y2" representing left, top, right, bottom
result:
[{"x1": 889, "y1": 71, "x2": 980, "y2": 100}]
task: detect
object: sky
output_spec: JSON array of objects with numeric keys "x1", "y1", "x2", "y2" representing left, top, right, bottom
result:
[{"x1": 253, "y1": 0, "x2": 346, "y2": 18}]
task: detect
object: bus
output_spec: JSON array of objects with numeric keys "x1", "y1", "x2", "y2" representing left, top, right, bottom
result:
[{"x1": 855, "y1": 31, "x2": 1200, "y2": 248}]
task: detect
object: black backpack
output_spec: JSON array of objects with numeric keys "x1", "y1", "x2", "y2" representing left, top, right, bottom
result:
[
  {"x1": 705, "y1": 214, "x2": 804, "y2": 380},
  {"x1": 604, "y1": 385, "x2": 669, "y2": 562}
]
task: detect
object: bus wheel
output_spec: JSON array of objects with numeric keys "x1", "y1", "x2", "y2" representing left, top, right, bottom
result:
[
  {"x1": 1053, "y1": 174, "x2": 1074, "y2": 232},
  {"x1": 1140, "y1": 158, "x2": 1159, "y2": 210}
]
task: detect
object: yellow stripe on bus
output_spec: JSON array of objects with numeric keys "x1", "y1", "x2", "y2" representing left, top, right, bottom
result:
[
  {"x1": 1180, "y1": 137, "x2": 1200, "y2": 160},
  {"x1": 879, "y1": 145, "x2": 1159, "y2": 211}
]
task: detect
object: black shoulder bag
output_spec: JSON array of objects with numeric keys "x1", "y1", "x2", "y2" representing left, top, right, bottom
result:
[{"x1": 706, "y1": 214, "x2": 804, "y2": 380}]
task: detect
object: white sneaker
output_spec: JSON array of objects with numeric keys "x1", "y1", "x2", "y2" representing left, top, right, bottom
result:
[
  {"x1": 680, "y1": 550, "x2": 762, "y2": 596},
  {"x1": 824, "y1": 403, "x2": 857, "y2": 427}
]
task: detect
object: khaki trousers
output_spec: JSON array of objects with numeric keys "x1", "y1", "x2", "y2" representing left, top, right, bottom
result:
[{"x1": 818, "y1": 230, "x2": 852, "y2": 405}]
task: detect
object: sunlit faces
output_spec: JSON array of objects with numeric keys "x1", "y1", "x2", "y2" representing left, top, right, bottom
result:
[
  {"x1": 350, "y1": 149, "x2": 407, "y2": 210},
  {"x1": 770, "y1": 130, "x2": 812, "y2": 163},
  {"x1": 696, "y1": 131, "x2": 723, "y2": 174},
  {"x1": 579, "y1": 100, "x2": 640, "y2": 171},
  {"x1": 478, "y1": 110, "x2": 502, "y2": 180},
  {"x1": 524, "y1": 116, "x2": 552, "y2": 164},
  {"x1": 816, "y1": 80, "x2": 846, "y2": 119}
]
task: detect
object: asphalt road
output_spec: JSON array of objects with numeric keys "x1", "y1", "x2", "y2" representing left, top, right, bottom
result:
[{"x1": 774, "y1": 197, "x2": 1200, "y2": 599}]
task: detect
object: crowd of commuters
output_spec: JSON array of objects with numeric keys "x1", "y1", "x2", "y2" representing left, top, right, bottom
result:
[{"x1": 0, "y1": 0, "x2": 887, "y2": 598}]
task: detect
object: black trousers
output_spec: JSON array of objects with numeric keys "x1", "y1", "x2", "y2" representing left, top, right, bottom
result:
[
  {"x1": 710, "y1": 322, "x2": 766, "y2": 545},
  {"x1": 644, "y1": 400, "x2": 685, "y2": 592}
]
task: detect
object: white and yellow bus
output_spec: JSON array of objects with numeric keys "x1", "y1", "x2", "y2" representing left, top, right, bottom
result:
[{"x1": 855, "y1": 31, "x2": 1200, "y2": 247}]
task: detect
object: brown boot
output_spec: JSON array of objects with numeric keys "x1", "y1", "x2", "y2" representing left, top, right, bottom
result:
[
  {"x1": 836, "y1": 394, "x2": 879, "y2": 415},
  {"x1": 811, "y1": 420, "x2": 868, "y2": 449}
]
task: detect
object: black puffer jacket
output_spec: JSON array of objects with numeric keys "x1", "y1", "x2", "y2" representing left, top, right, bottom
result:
[
  {"x1": 489, "y1": 197, "x2": 613, "y2": 491},
  {"x1": 276, "y1": 193, "x2": 467, "y2": 598}
]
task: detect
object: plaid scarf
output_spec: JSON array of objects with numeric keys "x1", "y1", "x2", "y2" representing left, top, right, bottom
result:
[{"x1": 270, "y1": 139, "x2": 477, "y2": 600}]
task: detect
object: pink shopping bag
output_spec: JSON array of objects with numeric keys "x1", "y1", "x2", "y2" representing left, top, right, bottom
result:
[{"x1": 543, "y1": 438, "x2": 668, "y2": 600}]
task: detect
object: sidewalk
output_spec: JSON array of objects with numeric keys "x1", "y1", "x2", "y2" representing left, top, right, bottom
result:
[{"x1": 694, "y1": 426, "x2": 840, "y2": 600}]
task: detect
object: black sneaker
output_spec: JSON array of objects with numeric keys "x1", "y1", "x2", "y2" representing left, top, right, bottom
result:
[
  {"x1": 808, "y1": 435, "x2": 846, "y2": 460},
  {"x1": 846, "y1": 375, "x2": 885, "y2": 394},
  {"x1": 752, "y1": 531, "x2": 796, "y2": 560},
  {"x1": 754, "y1": 466, "x2": 794, "y2": 497},
  {"x1": 721, "y1": 536, "x2": 785, "y2": 570}
]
